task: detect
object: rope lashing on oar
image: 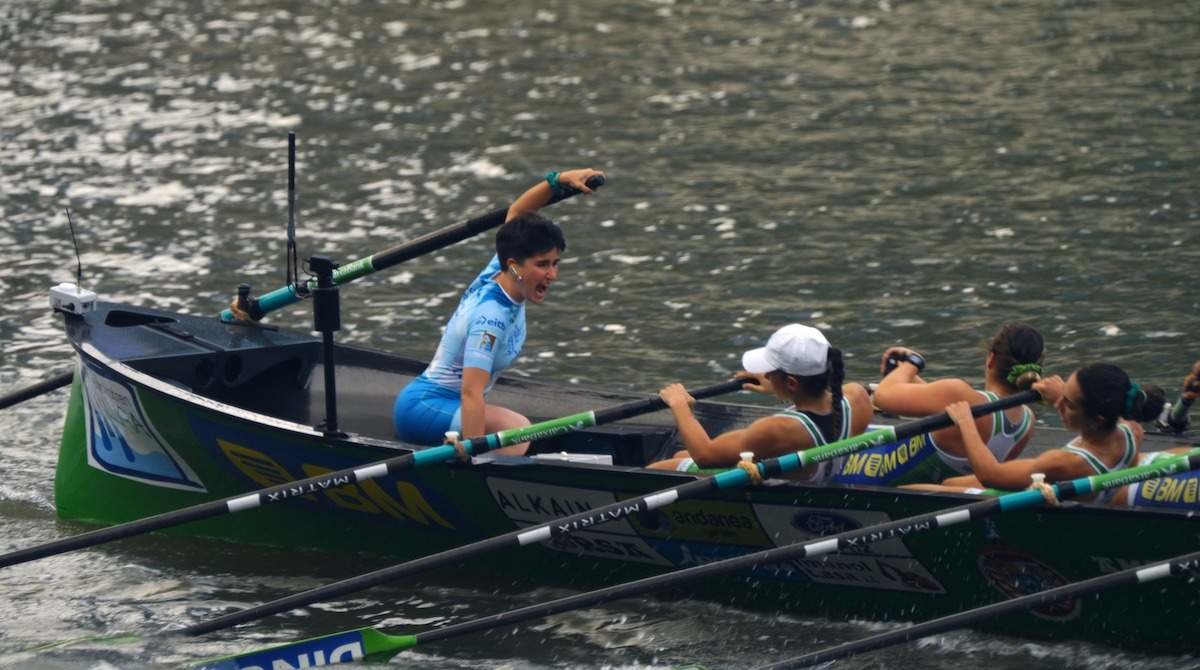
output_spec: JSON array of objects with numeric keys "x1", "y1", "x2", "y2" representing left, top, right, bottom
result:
[
  {"x1": 201, "y1": 451, "x2": 1200, "y2": 669},
  {"x1": 180, "y1": 390, "x2": 1037, "y2": 637},
  {"x1": 757, "y1": 549, "x2": 1200, "y2": 668},
  {"x1": 0, "y1": 375, "x2": 738, "y2": 571},
  {"x1": 1027, "y1": 472, "x2": 1061, "y2": 506},
  {"x1": 219, "y1": 175, "x2": 606, "y2": 322},
  {"x1": 0, "y1": 370, "x2": 73, "y2": 410}
]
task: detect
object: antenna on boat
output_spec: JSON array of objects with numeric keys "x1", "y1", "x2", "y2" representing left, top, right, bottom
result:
[
  {"x1": 286, "y1": 131, "x2": 303, "y2": 295},
  {"x1": 49, "y1": 208, "x2": 96, "y2": 315},
  {"x1": 64, "y1": 207, "x2": 84, "y2": 287}
]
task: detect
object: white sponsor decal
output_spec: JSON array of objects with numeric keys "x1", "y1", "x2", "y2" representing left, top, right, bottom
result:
[
  {"x1": 752, "y1": 503, "x2": 945, "y2": 594},
  {"x1": 486, "y1": 478, "x2": 672, "y2": 566}
]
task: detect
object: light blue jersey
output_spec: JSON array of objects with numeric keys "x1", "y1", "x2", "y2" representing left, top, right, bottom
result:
[
  {"x1": 422, "y1": 254, "x2": 526, "y2": 392},
  {"x1": 393, "y1": 255, "x2": 525, "y2": 445}
]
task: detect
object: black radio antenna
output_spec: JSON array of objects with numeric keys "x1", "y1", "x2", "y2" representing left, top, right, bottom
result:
[
  {"x1": 286, "y1": 131, "x2": 301, "y2": 292},
  {"x1": 64, "y1": 207, "x2": 83, "y2": 285}
]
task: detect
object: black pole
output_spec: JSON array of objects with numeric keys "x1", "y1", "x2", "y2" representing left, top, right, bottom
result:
[
  {"x1": 310, "y1": 255, "x2": 341, "y2": 435},
  {"x1": 287, "y1": 132, "x2": 299, "y2": 290},
  {"x1": 0, "y1": 370, "x2": 74, "y2": 410}
]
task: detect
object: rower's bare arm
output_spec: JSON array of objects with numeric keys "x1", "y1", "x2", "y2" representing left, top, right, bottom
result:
[
  {"x1": 505, "y1": 168, "x2": 606, "y2": 223},
  {"x1": 949, "y1": 400, "x2": 1065, "y2": 490},
  {"x1": 460, "y1": 367, "x2": 491, "y2": 438},
  {"x1": 874, "y1": 377, "x2": 974, "y2": 418}
]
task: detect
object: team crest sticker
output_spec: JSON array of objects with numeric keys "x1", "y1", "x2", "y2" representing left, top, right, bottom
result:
[
  {"x1": 479, "y1": 331, "x2": 496, "y2": 352},
  {"x1": 978, "y1": 545, "x2": 1080, "y2": 620}
]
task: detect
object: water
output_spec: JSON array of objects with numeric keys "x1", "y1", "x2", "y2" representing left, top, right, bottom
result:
[{"x1": 1, "y1": 0, "x2": 1198, "y2": 667}]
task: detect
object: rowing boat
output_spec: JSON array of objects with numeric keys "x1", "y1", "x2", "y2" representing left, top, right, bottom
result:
[{"x1": 48, "y1": 294, "x2": 1200, "y2": 655}]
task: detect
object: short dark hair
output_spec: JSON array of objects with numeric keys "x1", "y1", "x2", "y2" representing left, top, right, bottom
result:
[{"x1": 496, "y1": 213, "x2": 566, "y2": 266}]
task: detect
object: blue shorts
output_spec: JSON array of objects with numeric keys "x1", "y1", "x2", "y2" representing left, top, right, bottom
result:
[{"x1": 393, "y1": 377, "x2": 463, "y2": 446}]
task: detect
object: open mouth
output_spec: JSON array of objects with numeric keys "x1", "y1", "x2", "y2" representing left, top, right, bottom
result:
[{"x1": 532, "y1": 283, "x2": 549, "y2": 301}]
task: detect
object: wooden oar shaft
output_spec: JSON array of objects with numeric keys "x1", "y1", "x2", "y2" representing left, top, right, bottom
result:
[
  {"x1": 186, "y1": 389, "x2": 1033, "y2": 638},
  {"x1": 762, "y1": 549, "x2": 1200, "y2": 669},
  {"x1": 0, "y1": 370, "x2": 74, "y2": 410},
  {"x1": 407, "y1": 452, "x2": 1200, "y2": 650},
  {"x1": 219, "y1": 175, "x2": 605, "y2": 322}
]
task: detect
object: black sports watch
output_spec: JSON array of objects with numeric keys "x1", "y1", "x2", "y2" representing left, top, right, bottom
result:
[{"x1": 884, "y1": 351, "x2": 926, "y2": 375}]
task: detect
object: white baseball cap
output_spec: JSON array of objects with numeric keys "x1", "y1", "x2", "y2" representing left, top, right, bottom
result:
[{"x1": 741, "y1": 324, "x2": 831, "y2": 376}]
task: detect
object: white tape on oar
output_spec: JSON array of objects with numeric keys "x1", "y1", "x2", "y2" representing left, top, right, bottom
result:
[
  {"x1": 517, "y1": 526, "x2": 552, "y2": 546},
  {"x1": 807, "y1": 539, "x2": 840, "y2": 557},
  {"x1": 644, "y1": 490, "x2": 679, "y2": 510},
  {"x1": 1136, "y1": 563, "x2": 1173, "y2": 582},
  {"x1": 227, "y1": 494, "x2": 261, "y2": 513},
  {"x1": 354, "y1": 463, "x2": 389, "y2": 480},
  {"x1": 936, "y1": 509, "x2": 972, "y2": 526}
]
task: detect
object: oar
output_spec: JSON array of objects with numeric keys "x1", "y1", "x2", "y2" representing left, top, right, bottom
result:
[
  {"x1": 219, "y1": 175, "x2": 606, "y2": 322},
  {"x1": 0, "y1": 377, "x2": 742, "y2": 570},
  {"x1": 0, "y1": 370, "x2": 73, "y2": 410},
  {"x1": 181, "y1": 390, "x2": 1039, "y2": 636},
  {"x1": 760, "y1": 553, "x2": 1200, "y2": 669},
  {"x1": 197, "y1": 449, "x2": 1200, "y2": 669}
]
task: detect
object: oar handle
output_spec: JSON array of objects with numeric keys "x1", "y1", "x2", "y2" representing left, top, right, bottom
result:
[
  {"x1": 460, "y1": 377, "x2": 750, "y2": 455},
  {"x1": 219, "y1": 175, "x2": 607, "y2": 322},
  {"x1": 594, "y1": 377, "x2": 750, "y2": 424}
]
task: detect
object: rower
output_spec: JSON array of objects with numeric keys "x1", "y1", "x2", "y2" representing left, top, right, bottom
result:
[
  {"x1": 858, "y1": 323, "x2": 1044, "y2": 485},
  {"x1": 913, "y1": 362, "x2": 1166, "y2": 503},
  {"x1": 392, "y1": 169, "x2": 605, "y2": 456},
  {"x1": 646, "y1": 323, "x2": 874, "y2": 482}
]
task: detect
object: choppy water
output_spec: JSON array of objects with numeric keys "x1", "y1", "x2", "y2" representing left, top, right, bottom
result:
[{"x1": 2, "y1": 0, "x2": 1199, "y2": 668}]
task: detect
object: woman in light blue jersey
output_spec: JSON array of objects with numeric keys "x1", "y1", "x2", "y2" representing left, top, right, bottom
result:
[
  {"x1": 647, "y1": 323, "x2": 874, "y2": 482},
  {"x1": 923, "y1": 362, "x2": 1165, "y2": 502},
  {"x1": 868, "y1": 323, "x2": 1044, "y2": 483},
  {"x1": 393, "y1": 168, "x2": 604, "y2": 454}
]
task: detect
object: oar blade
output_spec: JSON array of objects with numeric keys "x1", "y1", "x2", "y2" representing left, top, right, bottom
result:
[{"x1": 194, "y1": 627, "x2": 414, "y2": 669}]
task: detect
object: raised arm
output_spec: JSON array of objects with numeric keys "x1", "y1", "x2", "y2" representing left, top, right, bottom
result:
[{"x1": 505, "y1": 168, "x2": 606, "y2": 223}]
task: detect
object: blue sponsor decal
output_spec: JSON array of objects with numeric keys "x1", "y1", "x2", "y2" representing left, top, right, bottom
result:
[
  {"x1": 473, "y1": 315, "x2": 507, "y2": 331},
  {"x1": 829, "y1": 434, "x2": 938, "y2": 485},
  {"x1": 81, "y1": 361, "x2": 206, "y2": 491},
  {"x1": 202, "y1": 630, "x2": 365, "y2": 669},
  {"x1": 790, "y1": 510, "x2": 862, "y2": 536}
]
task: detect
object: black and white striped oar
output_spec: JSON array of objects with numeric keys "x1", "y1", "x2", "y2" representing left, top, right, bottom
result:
[
  {"x1": 756, "y1": 549, "x2": 1200, "y2": 669},
  {"x1": 192, "y1": 452, "x2": 1200, "y2": 669},
  {"x1": 0, "y1": 377, "x2": 743, "y2": 570}
]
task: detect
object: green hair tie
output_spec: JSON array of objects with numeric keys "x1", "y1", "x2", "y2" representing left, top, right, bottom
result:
[
  {"x1": 1124, "y1": 382, "x2": 1142, "y2": 416},
  {"x1": 1006, "y1": 363, "x2": 1043, "y2": 385}
]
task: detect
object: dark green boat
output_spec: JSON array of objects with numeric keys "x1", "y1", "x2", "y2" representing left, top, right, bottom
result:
[{"x1": 53, "y1": 298, "x2": 1200, "y2": 655}]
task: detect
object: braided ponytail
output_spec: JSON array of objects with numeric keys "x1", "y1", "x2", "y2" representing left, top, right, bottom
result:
[{"x1": 795, "y1": 347, "x2": 846, "y2": 442}]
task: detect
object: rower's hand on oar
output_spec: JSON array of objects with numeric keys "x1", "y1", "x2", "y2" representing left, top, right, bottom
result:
[
  {"x1": 1032, "y1": 375, "x2": 1065, "y2": 405},
  {"x1": 734, "y1": 370, "x2": 772, "y2": 394},
  {"x1": 879, "y1": 346, "x2": 920, "y2": 376},
  {"x1": 659, "y1": 383, "x2": 695, "y2": 411},
  {"x1": 227, "y1": 297, "x2": 256, "y2": 322},
  {"x1": 945, "y1": 400, "x2": 975, "y2": 432},
  {"x1": 1182, "y1": 361, "x2": 1200, "y2": 401},
  {"x1": 559, "y1": 168, "x2": 605, "y2": 194}
]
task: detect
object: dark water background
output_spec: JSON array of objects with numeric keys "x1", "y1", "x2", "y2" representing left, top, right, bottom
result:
[{"x1": 1, "y1": 0, "x2": 1198, "y2": 667}]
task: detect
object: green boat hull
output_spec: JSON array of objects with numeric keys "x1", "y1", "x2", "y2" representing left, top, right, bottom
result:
[{"x1": 54, "y1": 303, "x2": 1200, "y2": 654}]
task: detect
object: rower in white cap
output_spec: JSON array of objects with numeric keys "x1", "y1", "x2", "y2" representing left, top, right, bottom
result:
[{"x1": 647, "y1": 323, "x2": 874, "y2": 482}]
